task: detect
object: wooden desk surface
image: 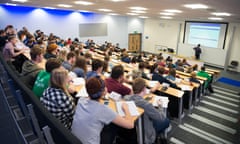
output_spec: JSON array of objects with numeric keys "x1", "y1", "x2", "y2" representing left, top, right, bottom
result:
[{"x1": 99, "y1": 99, "x2": 144, "y2": 122}]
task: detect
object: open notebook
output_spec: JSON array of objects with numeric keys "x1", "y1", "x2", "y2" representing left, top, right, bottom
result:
[
  {"x1": 116, "y1": 101, "x2": 140, "y2": 117},
  {"x1": 152, "y1": 96, "x2": 169, "y2": 108}
]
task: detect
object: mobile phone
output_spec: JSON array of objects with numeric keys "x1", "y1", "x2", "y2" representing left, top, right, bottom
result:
[
  {"x1": 145, "y1": 96, "x2": 152, "y2": 101},
  {"x1": 104, "y1": 100, "x2": 109, "y2": 105}
]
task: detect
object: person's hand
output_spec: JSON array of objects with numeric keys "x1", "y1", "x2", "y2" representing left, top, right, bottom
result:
[
  {"x1": 121, "y1": 102, "x2": 129, "y2": 113},
  {"x1": 157, "y1": 99, "x2": 163, "y2": 107},
  {"x1": 151, "y1": 82, "x2": 161, "y2": 92}
]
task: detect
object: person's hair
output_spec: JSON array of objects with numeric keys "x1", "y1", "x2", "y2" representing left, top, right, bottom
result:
[
  {"x1": 131, "y1": 56, "x2": 137, "y2": 63},
  {"x1": 86, "y1": 77, "x2": 105, "y2": 100},
  {"x1": 168, "y1": 68, "x2": 176, "y2": 77},
  {"x1": 30, "y1": 45, "x2": 43, "y2": 60},
  {"x1": 7, "y1": 34, "x2": 16, "y2": 41},
  {"x1": 92, "y1": 59, "x2": 103, "y2": 71},
  {"x1": 46, "y1": 43, "x2": 58, "y2": 53},
  {"x1": 201, "y1": 66, "x2": 205, "y2": 71},
  {"x1": 84, "y1": 52, "x2": 92, "y2": 59},
  {"x1": 45, "y1": 58, "x2": 62, "y2": 73},
  {"x1": 191, "y1": 72, "x2": 197, "y2": 78},
  {"x1": 138, "y1": 62, "x2": 145, "y2": 70},
  {"x1": 192, "y1": 64, "x2": 198, "y2": 71},
  {"x1": 58, "y1": 50, "x2": 67, "y2": 62},
  {"x1": 197, "y1": 44, "x2": 200, "y2": 47},
  {"x1": 111, "y1": 65, "x2": 124, "y2": 79},
  {"x1": 50, "y1": 68, "x2": 70, "y2": 96},
  {"x1": 74, "y1": 56, "x2": 87, "y2": 73},
  {"x1": 104, "y1": 55, "x2": 110, "y2": 62},
  {"x1": 158, "y1": 66, "x2": 165, "y2": 75},
  {"x1": 132, "y1": 78, "x2": 146, "y2": 94},
  {"x1": 66, "y1": 52, "x2": 76, "y2": 60}
]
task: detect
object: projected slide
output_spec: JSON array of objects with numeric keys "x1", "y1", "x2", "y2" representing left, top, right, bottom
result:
[
  {"x1": 184, "y1": 21, "x2": 228, "y2": 49},
  {"x1": 188, "y1": 23, "x2": 220, "y2": 48}
]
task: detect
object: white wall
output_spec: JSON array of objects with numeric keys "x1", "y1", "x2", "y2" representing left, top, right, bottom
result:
[
  {"x1": 0, "y1": 5, "x2": 144, "y2": 48},
  {"x1": 142, "y1": 18, "x2": 240, "y2": 68}
]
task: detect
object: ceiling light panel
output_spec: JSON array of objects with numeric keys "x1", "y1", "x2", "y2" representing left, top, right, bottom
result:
[
  {"x1": 57, "y1": 4, "x2": 72, "y2": 8},
  {"x1": 74, "y1": 1, "x2": 94, "y2": 5},
  {"x1": 12, "y1": 0, "x2": 27, "y2": 2},
  {"x1": 184, "y1": 4, "x2": 208, "y2": 9},
  {"x1": 131, "y1": 10, "x2": 146, "y2": 13},
  {"x1": 208, "y1": 17, "x2": 223, "y2": 20},
  {"x1": 160, "y1": 12, "x2": 175, "y2": 16},
  {"x1": 98, "y1": 9, "x2": 112, "y2": 12},
  {"x1": 129, "y1": 7, "x2": 147, "y2": 11},
  {"x1": 127, "y1": 13, "x2": 139, "y2": 16},
  {"x1": 211, "y1": 12, "x2": 231, "y2": 16},
  {"x1": 160, "y1": 16, "x2": 172, "y2": 19},
  {"x1": 163, "y1": 9, "x2": 182, "y2": 13}
]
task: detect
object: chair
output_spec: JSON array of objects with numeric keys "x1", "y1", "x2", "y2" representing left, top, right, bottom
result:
[{"x1": 228, "y1": 60, "x2": 239, "y2": 72}]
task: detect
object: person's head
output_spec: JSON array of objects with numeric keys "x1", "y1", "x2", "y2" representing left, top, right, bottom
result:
[
  {"x1": 111, "y1": 65, "x2": 124, "y2": 81},
  {"x1": 66, "y1": 52, "x2": 76, "y2": 65},
  {"x1": 192, "y1": 64, "x2": 198, "y2": 71},
  {"x1": 86, "y1": 77, "x2": 106, "y2": 100},
  {"x1": 7, "y1": 34, "x2": 17, "y2": 45},
  {"x1": 45, "y1": 58, "x2": 62, "y2": 73},
  {"x1": 190, "y1": 72, "x2": 197, "y2": 78},
  {"x1": 17, "y1": 30, "x2": 26, "y2": 41},
  {"x1": 201, "y1": 66, "x2": 205, "y2": 71},
  {"x1": 50, "y1": 67, "x2": 70, "y2": 96},
  {"x1": 58, "y1": 50, "x2": 67, "y2": 62},
  {"x1": 47, "y1": 43, "x2": 58, "y2": 54},
  {"x1": 138, "y1": 62, "x2": 145, "y2": 70},
  {"x1": 168, "y1": 68, "x2": 176, "y2": 77},
  {"x1": 92, "y1": 59, "x2": 103, "y2": 73},
  {"x1": 30, "y1": 45, "x2": 44, "y2": 63},
  {"x1": 132, "y1": 78, "x2": 147, "y2": 96},
  {"x1": 157, "y1": 66, "x2": 165, "y2": 75},
  {"x1": 197, "y1": 44, "x2": 200, "y2": 47},
  {"x1": 74, "y1": 56, "x2": 87, "y2": 72}
]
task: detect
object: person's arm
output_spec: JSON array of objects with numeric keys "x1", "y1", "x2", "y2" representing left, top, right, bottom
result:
[{"x1": 112, "y1": 103, "x2": 134, "y2": 129}]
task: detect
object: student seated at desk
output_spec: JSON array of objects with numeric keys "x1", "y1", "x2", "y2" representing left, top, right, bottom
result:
[
  {"x1": 32, "y1": 58, "x2": 62, "y2": 98},
  {"x1": 124, "y1": 78, "x2": 170, "y2": 144},
  {"x1": 131, "y1": 62, "x2": 150, "y2": 80},
  {"x1": 86, "y1": 59, "x2": 104, "y2": 79},
  {"x1": 152, "y1": 66, "x2": 180, "y2": 89},
  {"x1": 105, "y1": 65, "x2": 132, "y2": 96},
  {"x1": 197, "y1": 66, "x2": 214, "y2": 93},
  {"x1": 165, "y1": 68, "x2": 177, "y2": 82},
  {"x1": 40, "y1": 67, "x2": 75, "y2": 129},
  {"x1": 71, "y1": 77, "x2": 134, "y2": 144},
  {"x1": 62, "y1": 52, "x2": 76, "y2": 71},
  {"x1": 72, "y1": 56, "x2": 87, "y2": 78}
]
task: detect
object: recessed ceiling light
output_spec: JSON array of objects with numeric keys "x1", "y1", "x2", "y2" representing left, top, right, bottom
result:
[
  {"x1": 127, "y1": 13, "x2": 139, "y2": 16},
  {"x1": 98, "y1": 9, "x2": 112, "y2": 12},
  {"x1": 211, "y1": 12, "x2": 231, "y2": 16},
  {"x1": 163, "y1": 9, "x2": 182, "y2": 13},
  {"x1": 129, "y1": 7, "x2": 147, "y2": 11},
  {"x1": 11, "y1": 0, "x2": 27, "y2": 2},
  {"x1": 160, "y1": 16, "x2": 172, "y2": 19},
  {"x1": 131, "y1": 10, "x2": 146, "y2": 14},
  {"x1": 208, "y1": 17, "x2": 223, "y2": 20},
  {"x1": 184, "y1": 4, "x2": 208, "y2": 9},
  {"x1": 79, "y1": 10, "x2": 91, "y2": 13},
  {"x1": 111, "y1": 0, "x2": 126, "y2": 2},
  {"x1": 160, "y1": 12, "x2": 175, "y2": 16},
  {"x1": 74, "y1": 1, "x2": 94, "y2": 5},
  {"x1": 109, "y1": 13, "x2": 119, "y2": 15},
  {"x1": 57, "y1": 4, "x2": 72, "y2": 8},
  {"x1": 139, "y1": 16, "x2": 148, "y2": 19},
  {"x1": 43, "y1": 7, "x2": 56, "y2": 9},
  {"x1": 5, "y1": 3, "x2": 17, "y2": 6}
]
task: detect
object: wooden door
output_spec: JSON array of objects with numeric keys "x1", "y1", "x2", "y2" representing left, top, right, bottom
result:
[{"x1": 128, "y1": 33, "x2": 142, "y2": 52}]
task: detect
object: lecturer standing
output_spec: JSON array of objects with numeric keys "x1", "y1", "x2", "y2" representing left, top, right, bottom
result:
[{"x1": 193, "y1": 44, "x2": 202, "y2": 60}]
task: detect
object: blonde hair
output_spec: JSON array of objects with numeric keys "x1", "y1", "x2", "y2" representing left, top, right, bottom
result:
[{"x1": 50, "y1": 68, "x2": 70, "y2": 96}]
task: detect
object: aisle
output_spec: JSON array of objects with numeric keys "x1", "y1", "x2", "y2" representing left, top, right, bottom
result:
[{"x1": 168, "y1": 85, "x2": 240, "y2": 144}]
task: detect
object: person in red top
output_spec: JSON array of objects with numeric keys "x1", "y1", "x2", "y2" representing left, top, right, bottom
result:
[{"x1": 105, "y1": 65, "x2": 132, "y2": 96}]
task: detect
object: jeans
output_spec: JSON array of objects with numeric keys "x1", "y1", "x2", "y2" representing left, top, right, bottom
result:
[{"x1": 152, "y1": 118, "x2": 170, "y2": 134}]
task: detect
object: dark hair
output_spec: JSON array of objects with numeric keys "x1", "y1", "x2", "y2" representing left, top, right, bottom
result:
[
  {"x1": 84, "y1": 52, "x2": 92, "y2": 59},
  {"x1": 111, "y1": 65, "x2": 124, "y2": 79},
  {"x1": 92, "y1": 59, "x2": 103, "y2": 71},
  {"x1": 45, "y1": 58, "x2": 62, "y2": 73},
  {"x1": 168, "y1": 68, "x2": 176, "y2": 77},
  {"x1": 86, "y1": 77, "x2": 105, "y2": 100},
  {"x1": 201, "y1": 66, "x2": 205, "y2": 71},
  {"x1": 138, "y1": 62, "x2": 145, "y2": 69},
  {"x1": 132, "y1": 78, "x2": 146, "y2": 94},
  {"x1": 66, "y1": 52, "x2": 76, "y2": 60}
]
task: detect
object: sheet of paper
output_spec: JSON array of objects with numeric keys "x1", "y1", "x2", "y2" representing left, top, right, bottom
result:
[
  {"x1": 76, "y1": 86, "x2": 89, "y2": 98},
  {"x1": 148, "y1": 81, "x2": 158, "y2": 88},
  {"x1": 153, "y1": 96, "x2": 169, "y2": 108},
  {"x1": 72, "y1": 77, "x2": 85, "y2": 85},
  {"x1": 109, "y1": 91, "x2": 122, "y2": 101},
  {"x1": 179, "y1": 84, "x2": 191, "y2": 91},
  {"x1": 116, "y1": 101, "x2": 139, "y2": 116}
]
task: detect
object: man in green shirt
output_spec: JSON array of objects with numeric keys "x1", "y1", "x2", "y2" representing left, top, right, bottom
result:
[
  {"x1": 197, "y1": 66, "x2": 214, "y2": 93},
  {"x1": 32, "y1": 58, "x2": 61, "y2": 98}
]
